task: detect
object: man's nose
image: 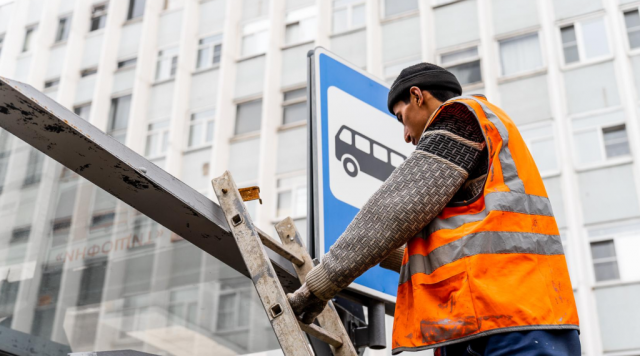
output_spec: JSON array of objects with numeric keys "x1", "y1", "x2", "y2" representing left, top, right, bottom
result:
[{"x1": 404, "y1": 127, "x2": 411, "y2": 143}]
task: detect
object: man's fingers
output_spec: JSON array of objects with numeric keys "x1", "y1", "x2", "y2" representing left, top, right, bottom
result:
[
  {"x1": 287, "y1": 293, "x2": 305, "y2": 315},
  {"x1": 300, "y1": 302, "x2": 326, "y2": 324}
]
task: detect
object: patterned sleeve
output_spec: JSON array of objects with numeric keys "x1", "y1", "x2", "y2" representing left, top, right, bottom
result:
[{"x1": 305, "y1": 103, "x2": 486, "y2": 300}]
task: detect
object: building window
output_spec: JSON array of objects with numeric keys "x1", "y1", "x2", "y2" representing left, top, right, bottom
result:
[
  {"x1": 108, "y1": 95, "x2": 132, "y2": 143},
  {"x1": 90, "y1": 4, "x2": 108, "y2": 32},
  {"x1": 602, "y1": 124, "x2": 631, "y2": 159},
  {"x1": 55, "y1": 16, "x2": 71, "y2": 43},
  {"x1": 573, "y1": 115, "x2": 631, "y2": 167},
  {"x1": 499, "y1": 32, "x2": 543, "y2": 77},
  {"x1": 276, "y1": 175, "x2": 307, "y2": 218},
  {"x1": 120, "y1": 294, "x2": 149, "y2": 339},
  {"x1": 285, "y1": 17, "x2": 316, "y2": 46},
  {"x1": 235, "y1": 99, "x2": 262, "y2": 135},
  {"x1": 168, "y1": 287, "x2": 198, "y2": 326},
  {"x1": 560, "y1": 17, "x2": 610, "y2": 65},
  {"x1": 440, "y1": 46, "x2": 482, "y2": 86},
  {"x1": 156, "y1": 47, "x2": 179, "y2": 81},
  {"x1": 241, "y1": 30, "x2": 269, "y2": 57},
  {"x1": 624, "y1": 10, "x2": 640, "y2": 50},
  {"x1": 383, "y1": 0, "x2": 418, "y2": 18},
  {"x1": 44, "y1": 78, "x2": 60, "y2": 89},
  {"x1": 196, "y1": 34, "x2": 222, "y2": 70},
  {"x1": 10, "y1": 226, "x2": 31, "y2": 245},
  {"x1": 81, "y1": 68, "x2": 98, "y2": 77},
  {"x1": 145, "y1": 120, "x2": 170, "y2": 158},
  {"x1": 215, "y1": 279, "x2": 251, "y2": 332},
  {"x1": 188, "y1": 109, "x2": 215, "y2": 149},
  {"x1": 23, "y1": 25, "x2": 37, "y2": 53},
  {"x1": 118, "y1": 58, "x2": 137, "y2": 69},
  {"x1": 332, "y1": 0, "x2": 365, "y2": 34},
  {"x1": 127, "y1": 0, "x2": 146, "y2": 20},
  {"x1": 283, "y1": 88, "x2": 306, "y2": 125},
  {"x1": 591, "y1": 240, "x2": 620, "y2": 282},
  {"x1": 22, "y1": 148, "x2": 44, "y2": 187}
]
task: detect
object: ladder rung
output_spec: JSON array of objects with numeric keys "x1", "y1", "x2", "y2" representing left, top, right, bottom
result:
[
  {"x1": 256, "y1": 227, "x2": 305, "y2": 267},
  {"x1": 298, "y1": 321, "x2": 344, "y2": 348}
]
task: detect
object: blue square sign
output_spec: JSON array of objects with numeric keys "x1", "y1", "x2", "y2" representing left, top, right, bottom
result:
[{"x1": 309, "y1": 47, "x2": 413, "y2": 302}]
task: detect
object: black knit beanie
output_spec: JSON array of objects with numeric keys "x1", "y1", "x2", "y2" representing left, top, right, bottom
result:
[{"x1": 387, "y1": 63, "x2": 462, "y2": 114}]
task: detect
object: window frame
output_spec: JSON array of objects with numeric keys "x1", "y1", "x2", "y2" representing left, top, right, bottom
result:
[
  {"x1": 213, "y1": 279, "x2": 252, "y2": 334},
  {"x1": 281, "y1": 87, "x2": 307, "y2": 127},
  {"x1": 44, "y1": 78, "x2": 61, "y2": 91},
  {"x1": 331, "y1": 0, "x2": 367, "y2": 35},
  {"x1": 166, "y1": 285, "x2": 199, "y2": 327},
  {"x1": 127, "y1": 0, "x2": 146, "y2": 21},
  {"x1": 185, "y1": 107, "x2": 216, "y2": 151},
  {"x1": 496, "y1": 29, "x2": 546, "y2": 80},
  {"x1": 380, "y1": 0, "x2": 419, "y2": 20},
  {"x1": 90, "y1": 3, "x2": 108, "y2": 32},
  {"x1": 108, "y1": 94, "x2": 133, "y2": 143},
  {"x1": 55, "y1": 15, "x2": 72, "y2": 44},
  {"x1": 570, "y1": 108, "x2": 633, "y2": 172},
  {"x1": 622, "y1": 5, "x2": 640, "y2": 55},
  {"x1": 283, "y1": 8, "x2": 317, "y2": 48},
  {"x1": 273, "y1": 171, "x2": 308, "y2": 220},
  {"x1": 239, "y1": 28, "x2": 269, "y2": 59},
  {"x1": 145, "y1": 119, "x2": 171, "y2": 159},
  {"x1": 196, "y1": 33, "x2": 223, "y2": 71},
  {"x1": 73, "y1": 103, "x2": 92, "y2": 121},
  {"x1": 234, "y1": 98, "x2": 263, "y2": 137},
  {"x1": 155, "y1": 45, "x2": 179, "y2": 82},
  {"x1": 117, "y1": 58, "x2": 138, "y2": 71},
  {"x1": 22, "y1": 25, "x2": 38, "y2": 53},
  {"x1": 557, "y1": 13, "x2": 614, "y2": 71},
  {"x1": 437, "y1": 43, "x2": 483, "y2": 89}
]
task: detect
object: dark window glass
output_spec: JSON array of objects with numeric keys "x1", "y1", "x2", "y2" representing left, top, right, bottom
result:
[
  {"x1": 447, "y1": 60, "x2": 482, "y2": 86},
  {"x1": 561, "y1": 25, "x2": 579, "y2": 64},
  {"x1": 23, "y1": 148, "x2": 44, "y2": 187},
  {"x1": 591, "y1": 240, "x2": 620, "y2": 282},
  {"x1": 90, "y1": 4, "x2": 107, "y2": 32},
  {"x1": 127, "y1": 0, "x2": 146, "y2": 20},
  {"x1": 117, "y1": 58, "x2": 137, "y2": 68},
  {"x1": 55, "y1": 16, "x2": 71, "y2": 42},
  {"x1": 603, "y1": 124, "x2": 631, "y2": 159},
  {"x1": 625, "y1": 10, "x2": 640, "y2": 49},
  {"x1": 235, "y1": 99, "x2": 263, "y2": 135}
]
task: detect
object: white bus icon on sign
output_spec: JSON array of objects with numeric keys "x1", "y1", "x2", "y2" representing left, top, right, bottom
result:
[{"x1": 335, "y1": 125, "x2": 406, "y2": 182}]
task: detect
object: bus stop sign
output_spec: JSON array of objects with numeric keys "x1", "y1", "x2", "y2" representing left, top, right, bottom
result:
[{"x1": 309, "y1": 47, "x2": 413, "y2": 302}]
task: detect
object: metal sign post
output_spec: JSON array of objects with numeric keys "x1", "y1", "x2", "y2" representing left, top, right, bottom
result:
[{"x1": 308, "y1": 48, "x2": 413, "y2": 304}]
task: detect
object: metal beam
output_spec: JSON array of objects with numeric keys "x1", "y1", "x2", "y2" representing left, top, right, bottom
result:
[{"x1": 0, "y1": 76, "x2": 301, "y2": 292}]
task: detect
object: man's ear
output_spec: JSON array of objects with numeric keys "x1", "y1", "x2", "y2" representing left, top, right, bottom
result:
[{"x1": 409, "y1": 86, "x2": 423, "y2": 107}]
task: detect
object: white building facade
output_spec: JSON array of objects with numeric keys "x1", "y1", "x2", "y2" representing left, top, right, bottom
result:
[{"x1": 0, "y1": 0, "x2": 640, "y2": 355}]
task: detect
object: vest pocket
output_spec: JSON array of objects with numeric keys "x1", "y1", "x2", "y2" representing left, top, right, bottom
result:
[{"x1": 413, "y1": 271, "x2": 479, "y2": 344}]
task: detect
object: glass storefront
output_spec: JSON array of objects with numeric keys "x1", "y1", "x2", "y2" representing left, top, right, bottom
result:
[{"x1": 0, "y1": 130, "x2": 279, "y2": 355}]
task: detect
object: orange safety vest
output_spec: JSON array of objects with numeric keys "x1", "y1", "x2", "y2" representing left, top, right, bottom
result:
[{"x1": 392, "y1": 95, "x2": 579, "y2": 354}]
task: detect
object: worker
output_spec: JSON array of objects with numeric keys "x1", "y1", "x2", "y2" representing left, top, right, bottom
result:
[{"x1": 288, "y1": 63, "x2": 580, "y2": 355}]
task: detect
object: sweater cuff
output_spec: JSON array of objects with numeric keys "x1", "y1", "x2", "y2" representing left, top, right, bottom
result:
[
  {"x1": 305, "y1": 264, "x2": 342, "y2": 301},
  {"x1": 380, "y1": 246, "x2": 405, "y2": 273}
]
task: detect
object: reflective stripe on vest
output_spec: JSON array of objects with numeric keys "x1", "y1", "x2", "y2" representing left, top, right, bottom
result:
[
  {"x1": 391, "y1": 96, "x2": 579, "y2": 354},
  {"x1": 399, "y1": 232, "x2": 564, "y2": 285}
]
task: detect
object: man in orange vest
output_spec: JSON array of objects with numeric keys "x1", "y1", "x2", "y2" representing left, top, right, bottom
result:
[{"x1": 288, "y1": 63, "x2": 580, "y2": 355}]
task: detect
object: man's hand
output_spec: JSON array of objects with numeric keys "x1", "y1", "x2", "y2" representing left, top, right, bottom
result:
[{"x1": 287, "y1": 283, "x2": 327, "y2": 324}]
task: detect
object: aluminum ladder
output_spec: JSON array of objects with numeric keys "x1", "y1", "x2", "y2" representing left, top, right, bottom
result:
[{"x1": 212, "y1": 171, "x2": 358, "y2": 356}]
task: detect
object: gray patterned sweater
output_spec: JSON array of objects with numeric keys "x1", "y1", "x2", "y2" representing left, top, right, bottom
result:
[{"x1": 305, "y1": 103, "x2": 488, "y2": 300}]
